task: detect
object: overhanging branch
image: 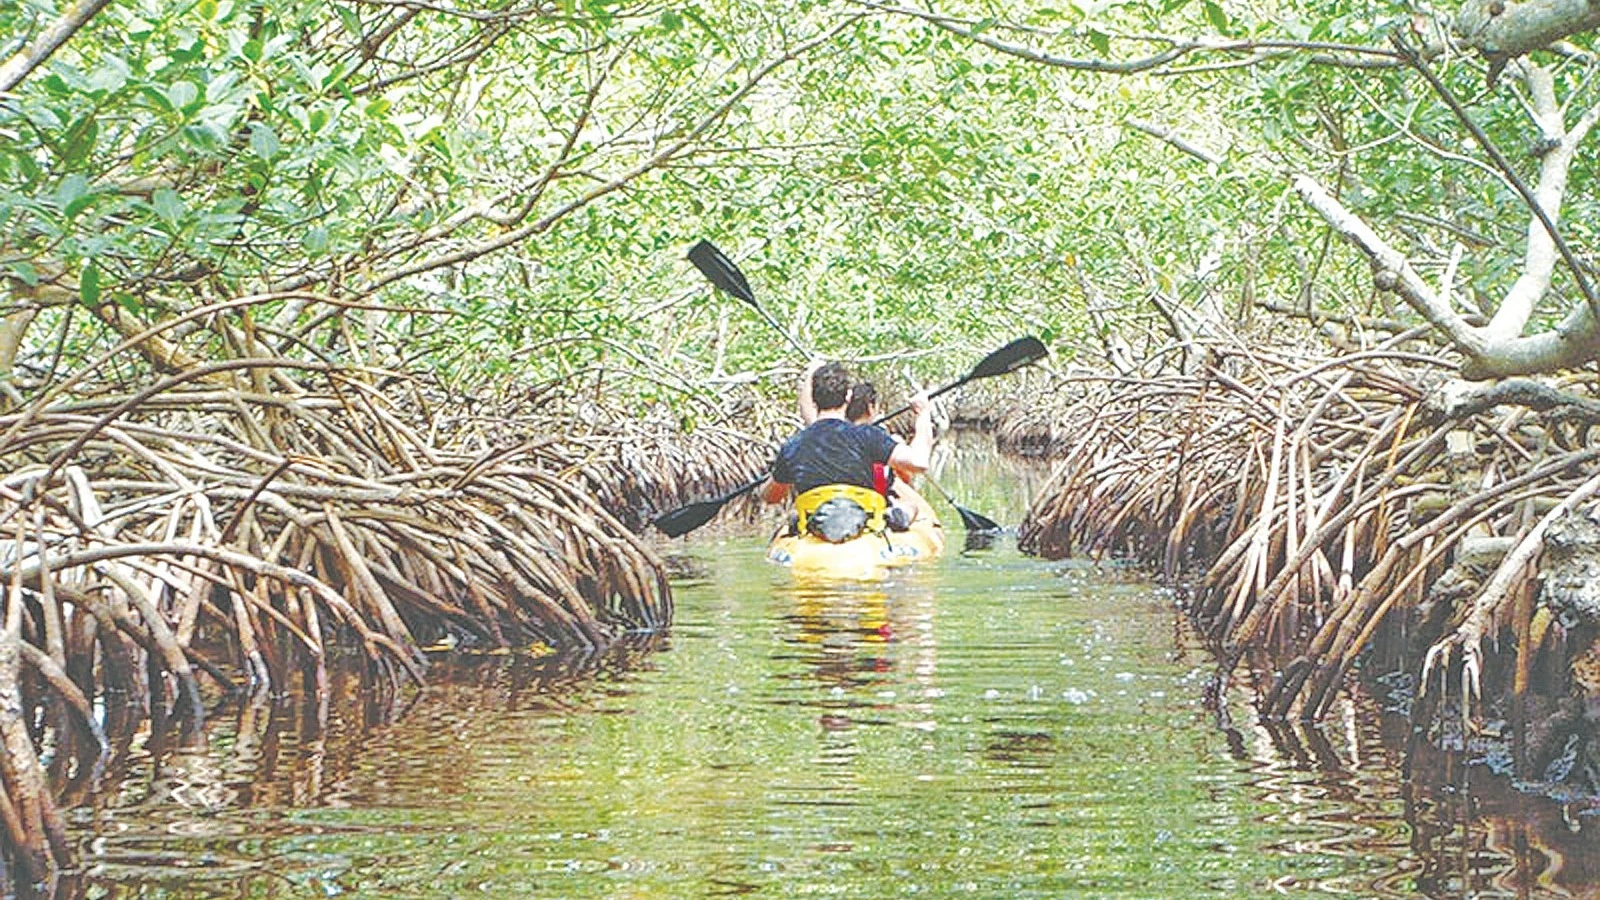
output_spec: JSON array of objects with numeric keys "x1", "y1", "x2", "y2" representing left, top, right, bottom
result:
[
  {"x1": 1292, "y1": 174, "x2": 1490, "y2": 360},
  {"x1": 0, "y1": 0, "x2": 114, "y2": 95},
  {"x1": 1389, "y1": 30, "x2": 1600, "y2": 326}
]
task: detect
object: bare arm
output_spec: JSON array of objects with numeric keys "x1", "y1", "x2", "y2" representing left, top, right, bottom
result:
[
  {"x1": 797, "y1": 358, "x2": 825, "y2": 424},
  {"x1": 887, "y1": 391, "x2": 932, "y2": 474},
  {"x1": 886, "y1": 434, "x2": 918, "y2": 482}
]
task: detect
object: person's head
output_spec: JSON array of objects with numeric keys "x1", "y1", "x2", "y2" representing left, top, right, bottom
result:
[
  {"x1": 811, "y1": 362, "x2": 853, "y2": 412},
  {"x1": 845, "y1": 381, "x2": 877, "y2": 423}
]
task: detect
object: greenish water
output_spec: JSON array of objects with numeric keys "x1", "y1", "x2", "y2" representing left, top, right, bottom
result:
[
  {"x1": 52, "y1": 446, "x2": 1599, "y2": 898},
  {"x1": 64, "y1": 542, "x2": 1411, "y2": 899}
]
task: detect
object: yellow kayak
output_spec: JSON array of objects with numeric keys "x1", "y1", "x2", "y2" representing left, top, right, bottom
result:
[{"x1": 768, "y1": 491, "x2": 944, "y2": 580}]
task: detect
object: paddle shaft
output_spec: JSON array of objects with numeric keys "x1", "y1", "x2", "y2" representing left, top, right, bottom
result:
[
  {"x1": 750, "y1": 304, "x2": 810, "y2": 358},
  {"x1": 920, "y1": 471, "x2": 1001, "y2": 532},
  {"x1": 870, "y1": 374, "x2": 971, "y2": 426}
]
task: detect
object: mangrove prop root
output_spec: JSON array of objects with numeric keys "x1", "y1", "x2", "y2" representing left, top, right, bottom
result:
[
  {"x1": 0, "y1": 362, "x2": 771, "y2": 883},
  {"x1": 1014, "y1": 341, "x2": 1600, "y2": 737}
]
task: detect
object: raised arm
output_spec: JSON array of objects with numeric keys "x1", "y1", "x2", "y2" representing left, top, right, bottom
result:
[
  {"x1": 887, "y1": 391, "x2": 933, "y2": 474},
  {"x1": 798, "y1": 358, "x2": 825, "y2": 424}
]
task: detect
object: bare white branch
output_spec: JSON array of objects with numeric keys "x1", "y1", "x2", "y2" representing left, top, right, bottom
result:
[{"x1": 0, "y1": 0, "x2": 114, "y2": 95}]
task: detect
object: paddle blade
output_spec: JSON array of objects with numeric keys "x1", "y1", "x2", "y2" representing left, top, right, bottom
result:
[
  {"x1": 688, "y1": 240, "x2": 756, "y2": 305},
  {"x1": 651, "y1": 474, "x2": 770, "y2": 538},
  {"x1": 952, "y1": 503, "x2": 1003, "y2": 533},
  {"x1": 968, "y1": 335, "x2": 1048, "y2": 381},
  {"x1": 921, "y1": 475, "x2": 1001, "y2": 533},
  {"x1": 651, "y1": 498, "x2": 725, "y2": 538}
]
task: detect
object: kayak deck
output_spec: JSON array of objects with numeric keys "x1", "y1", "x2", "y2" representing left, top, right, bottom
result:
[{"x1": 768, "y1": 492, "x2": 944, "y2": 580}]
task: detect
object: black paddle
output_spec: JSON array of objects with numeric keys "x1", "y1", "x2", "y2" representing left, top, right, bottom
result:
[
  {"x1": 651, "y1": 335, "x2": 1048, "y2": 538},
  {"x1": 922, "y1": 474, "x2": 1003, "y2": 533},
  {"x1": 871, "y1": 336, "x2": 1046, "y2": 423},
  {"x1": 683, "y1": 240, "x2": 1020, "y2": 533},
  {"x1": 688, "y1": 240, "x2": 810, "y2": 358}
]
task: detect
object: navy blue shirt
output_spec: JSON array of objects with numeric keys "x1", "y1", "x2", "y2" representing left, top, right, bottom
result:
[{"x1": 772, "y1": 418, "x2": 899, "y2": 495}]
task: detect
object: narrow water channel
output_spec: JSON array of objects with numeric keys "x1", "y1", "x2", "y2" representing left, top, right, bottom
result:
[{"x1": 53, "y1": 446, "x2": 1599, "y2": 898}]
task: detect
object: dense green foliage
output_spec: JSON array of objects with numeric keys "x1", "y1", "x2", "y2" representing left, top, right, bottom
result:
[{"x1": 6, "y1": 0, "x2": 1600, "y2": 414}]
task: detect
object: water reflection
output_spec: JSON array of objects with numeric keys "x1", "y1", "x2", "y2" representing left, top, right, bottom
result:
[
  {"x1": 56, "y1": 640, "x2": 668, "y2": 899},
  {"x1": 43, "y1": 539, "x2": 1600, "y2": 899},
  {"x1": 770, "y1": 584, "x2": 907, "y2": 818},
  {"x1": 775, "y1": 585, "x2": 900, "y2": 693},
  {"x1": 1404, "y1": 742, "x2": 1600, "y2": 898}
]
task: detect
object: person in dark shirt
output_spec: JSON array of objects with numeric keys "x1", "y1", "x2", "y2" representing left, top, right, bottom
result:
[
  {"x1": 838, "y1": 380, "x2": 934, "y2": 530},
  {"x1": 763, "y1": 361, "x2": 931, "y2": 508}
]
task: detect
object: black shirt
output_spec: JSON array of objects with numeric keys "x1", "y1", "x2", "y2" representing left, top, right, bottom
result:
[{"x1": 772, "y1": 418, "x2": 899, "y2": 495}]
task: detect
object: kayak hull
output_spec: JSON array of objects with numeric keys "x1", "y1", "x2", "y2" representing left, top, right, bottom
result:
[{"x1": 768, "y1": 503, "x2": 944, "y2": 580}]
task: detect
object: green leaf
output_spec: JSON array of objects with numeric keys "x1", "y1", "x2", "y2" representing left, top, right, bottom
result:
[
  {"x1": 198, "y1": 0, "x2": 218, "y2": 19},
  {"x1": 62, "y1": 115, "x2": 98, "y2": 165},
  {"x1": 80, "y1": 260, "x2": 101, "y2": 306},
  {"x1": 303, "y1": 225, "x2": 329, "y2": 254},
  {"x1": 167, "y1": 81, "x2": 199, "y2": 111},
  {"x1": 25, "y1": 105, "x2": 63, "y2": 131},
  {"x1": 65, "y1": 190, "x2": 96, "y2": 219},
  {"x1": 56, "y1": 174, "x2": 89, "y2": 213},
  {"x1": 138, "y1": 85, "x2": 172, "y2": 111},
  {"x1": 1088, "y1": 28, "x2": 1110, "y2": 55},
  {"x1": 1203, "y1": 0, "x2": 1229, "y2": 31},
  {"x1": 205, "y1": 71, "x2": 238, "y2": 104},
  {"x1": 249, "y1": 122, "x2": 280, "y2": 159},
  {"x1": 87, "y1": 57, "x2": 129, "y2": 93},
  {"x1": 152, "y1": 188, "x2": 184, "y2": 226},
  {"x1": 11, "y1": 152, "x2": 39, "y2": 184},
  {"x1": 181, "y1": 123, "x2": 223, "y2": 153},
  {"x1": 336, "y1": 6, "x2": 362, "y2": 36},
  {"x1": 679, "y1": 7, "x2": 727, "y2": 52},
  {"x1": 8, "y1": 262, "x2": 38, "y2": 287}
]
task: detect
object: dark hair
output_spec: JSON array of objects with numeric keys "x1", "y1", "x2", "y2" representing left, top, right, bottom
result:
[
  {"x1": 811, "y1": 362, "x2": 853, "y2": 410},
  {"x1": 845, "y1": 381, "x2": 877, "y2": 422}
]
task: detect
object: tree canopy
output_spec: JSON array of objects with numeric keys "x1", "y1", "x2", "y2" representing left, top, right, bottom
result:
[{"x1": 6, "y1": 0, "x2": 1600, "y2": 408}]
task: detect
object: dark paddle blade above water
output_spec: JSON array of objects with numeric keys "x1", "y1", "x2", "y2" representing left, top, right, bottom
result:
[
  {"x1": 651, "y1": 498, "x2": 726, "y2": 539},
  {"x1": 923, "y1": 475, "x2": 1003, "y2": 533},
  {"x1": 652, "y1": 474, "x2": 768, "y2": 538},
  {"x1": 951, "y1": 502, "x2": 1002, "y2": 533},
  {"x1": 968, "y1": 335, "x2": 1048, "y2": 381},
  {"x1": 688, "y1": 240, "x2": 756, "y2": 305}
]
